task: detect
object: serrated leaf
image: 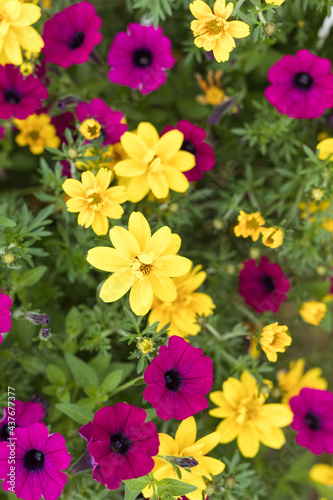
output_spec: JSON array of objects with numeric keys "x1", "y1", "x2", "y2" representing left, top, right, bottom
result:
[
  {"x1": 0, "y1": 215, "x2": 16, "y2": 227},
  {"x1": 65, "y1": 352, "x2": 99, "y2": 388},
  {"x1": 56, "y1": 403, "x2": 94, "y2": 425},
  {"x1": 101, "y1": 369, "x2": 123, "y2": 393}
]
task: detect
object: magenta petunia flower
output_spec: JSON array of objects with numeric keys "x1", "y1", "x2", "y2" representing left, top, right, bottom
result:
[
  {"x1": 0, "y1": 289, "x2": 12, "y2": 342},
  {"x1": 42, "y1": 2, "x2": 102, "y2": 69},
  {"x1": 80, "y1": 403, "x2": 159, "y2": 489},
  {"x1": 107, "y1": 23, "x2": 175, "y2": 95},
  {"x1": 143, "y1": 335, "x2": 214, "y2": 420},
  {"x1": 162, "y1": 120, "x2": 215, "y2": 182},
  {"x1": 0, "y1": 422, "x2": 71, "y2": 500},
  {"x1": 289, "y1": 388, "x2": 333, "y2": 455},
  {"x1": 239, "y1": 257, "x2": 290, "y2": 313},
  {"x1": 76, "y1": 98, "x2": 127, "y2": 145},
  {"x1": 0, "y1": 66, "x2": 48, "y2": 120},
  {"x1": 264, "y1": 49, "x2": 333, "y2": 119},
  {"x1": 0, "y1": 399, "x2": 45, "y2": 442}
]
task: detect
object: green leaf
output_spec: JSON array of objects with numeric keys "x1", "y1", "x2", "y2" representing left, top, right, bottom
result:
[
  {"x1": 65, "y1": 353, "x2": 99, "y2": 388},
  {"x1": 55, "y1": 403, "x2": 94, "y2": 425},
  {"x1": 124, "y1": 476, "x2": 150, "y2": 491},
  {"x1": 89, "y1": 354, "x2": 112, "y2": 376},
  {"x1": 124, "y1": 486, "x2": 141, "y2": 500},
  {"x1": 65, "y1": 307, "x2": 83, "y2": 337},
  {"x1": 46, "y1": 364, "x2": 67, "y2": 385},
  {"x1": 0, "y1": 215, "x2": 16, "y2": 227},
  {"x1": 101, "y1": 369, "x2": 123, "y2": 393},
  {"x1": 18, "y1": 266, "x2": 47, "y2": 288},
  {"x1": 156, "y1": 478, "x2": 197, "y2": 496},
  {"x1": 252, "y1": 25, "x2": 261, "y2": 42}
]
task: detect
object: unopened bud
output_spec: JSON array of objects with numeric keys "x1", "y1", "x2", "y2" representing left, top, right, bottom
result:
[
  {"x1": 249, "y1": 247, "x2": 261, "y2": 259},
  {"x1": 67, "y1": 148, "x2": 79, "y2": 160},
  {"x1": 316, "y1": 265, "x2": 326, "y2": 276},
  {"x1": 39, "y1": 328, "x2": 51, "y2": 340},
  {"x1": 173, "y1": 457, "x2": 198, "y2": 468},
  {"x1": 2, "y1": 252, "x2": 15, "y2": 265},
  {"x1": 137, "y1": 338, "x2": 154, "y2": 354},
  {"x1": 213, "y1": 218, "x2": 224, "y2": 230},
  {"x1": 26, "y1": 312, "x2": 50, "y2": 325},
  {"x1": 169, "y1": 202, "x2": 179, "y2": 213},
  {"x1": 226, "y1": 264, "x2": 235, "y2": 275},
  {"x1": 204, "y1": 481, "x2": 216, "y2": 495},
  {"x1": 224, "y1": 476, "x2": 236, "y2": 488},
  {"x1": 263, "y1": 22, "x2": 276, "y2": 36}
]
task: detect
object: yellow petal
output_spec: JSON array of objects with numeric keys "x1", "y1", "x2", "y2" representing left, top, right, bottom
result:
[
  {"x1": 158, "y1": 255, "x2": 191, "y2": 277},
  {"x1": 164, "y1": 167, "x2": 190, "y2": 193},
  {"x1": 157, "y1": 433, "x2": 179, "y2": 456},
  {"x1": 222, "y1": 377, "x2": 246, "y2": 407},
  {"x1": 129, "y1": 211, "x2": 151, "y2": 251},
  {"x1": 212, "y1": 38, "x2": 230, "y2": 62},
  {"x1": 317, "y1": 138, "x2": 333, "y2": 160},
  {"x1": 216, "y1": 418, "x2": 240, "y2": 443},
  {"x1": 100, "y1": 268, "x2": 134, "y2": 302},
  {"x1": 259, "y1": 427, "x2": 286, "y2": 449},
  {"x1": 165, "y1": 151, "x2": 195, "y2": 171},
  {"x1": 87, "y1": 247, "x2": 129, "y2": 272},
  {"x1": 13, "y1": 25, "x2": 44, "y2": 51},
  {"x1": 162, "y1": 234, "x2": 181, "y2": 255},
  {"x1": 195, "y1": 431, "x2": 221, "y2": 455},
  {"x1": 3, "y1": 1, "x2": 21, "y2": 22},
  {"x1": 62, "y1": 178, "x2": 86, "y2": 197},
  {"x1": 66, "y1": 198, "x2": 86, "y2": 212},
  {"x1": 149, "y1": 274, "x2": 177, "y2": 302},
  {"x1": 114, "y1": 159, "x2": 147, "y2": 177},
  {"x1": 121, "y1": 131, "x2": 149, "y2": 161},
  {"x1": 4, "y1": 29, "x2": 22, "y2": 65},
  {"x1": 310, "y1": 464, "x2": 333, "y2": 486},
  {"x1": 227, "y1": 20, "x2": 250, "y2": 38},
  {"x1": 129, "y1": 278, "x2": 153, "y2": 316},
  {"x1": 125, "y1": 174, "x2": 150, "y2": 202},
  {"x1": 11, "y1": 3, "x2": 41, "y2": 26},
  {"x1": 213, "y1": 0, "x2": 227, "y2": 16},
  {"x1": 156, "y1": 130, "x2": 183, "y2": 161},
  {"x1": 197, "y1": 456, "x2": 225, "y2": 477},
  {"x1": 145, "y1": 226, "x2": 171, "y2": 256},
  {"x1": 237, "y1": 426, "x2": 260, "y2": 457},
  {"x1": 190, "y1": 0, "x2": 213, "y2": 19},
  {"x1": 175, "y1": 416, "x2": 197, "y2": 450},
  {"x1": 102, "y1": 201, "x2": 124, "y2": 220},
  {"x1": 96, "y1": 167, "x2": 112, "y2": 190},
  {"x1": 148, "y1": 171, "x2": 169, "y2": 199},
  {"x1": 91, "y1": 212, "x2": 108, "y2": 236},
  {"x1": 78, "y1": 206, "x2": 94, "y2": 227},
  {"x1": 81, "y1": 170, "x2": 96, "y2": 190},
  {"x1": 259, "y1": 404, "x2": 293, "y2": 427},
  {"x1": 109, "y1": 226, "x2": 140, "y2": 261},
  {"x1": 136, "y1": 122, "x2": 159, "y2": 148}
]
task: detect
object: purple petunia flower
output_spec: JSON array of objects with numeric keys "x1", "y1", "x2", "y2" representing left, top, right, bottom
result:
[
  {"x1": 76, "y1": 98, "x2": 127, "y2": 145},
  {"x1": 0, "y1": 400, "x2": 45, "y2": 442},
  {"x1": 143, "y1": 335, "x2": 214, "y2": 420},
  {"x1": 239, "y1": 257, "x2": 290, "y2": 313},
  {"x1": 264, "y1": 49, "x2": 333, "y2": 120},
  {"x1": 0, "y1": 66, "x2": 48, "y2": 120},
  {"x1": 0, "y1": 422, "x2": 71, "y2": 500},
  {"x1": 162, "y1": 120, "x2": 215, "y2": 182},
  {"x1": 79, "y1": 403, "x2": 159, "y2": 489},
  {"x1": 0, "y1": 289, "x2": 12, "y2": 342},
  {"x1": 107, "y1": 23, "x2": 175, "y2": 95},
  {"x1": 42, "y1": 2, "x2": 102, "y2": 69},
  {"x1": 289, "y1": 388, "x2": 333, "y2": 455}
]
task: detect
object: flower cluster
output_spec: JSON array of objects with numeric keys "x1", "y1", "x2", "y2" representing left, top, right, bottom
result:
[{"x1": 234, "y1": 211, "x2": 284, "y2": 248}]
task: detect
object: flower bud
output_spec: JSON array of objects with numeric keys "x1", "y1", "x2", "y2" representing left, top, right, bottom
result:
[
  {"x1": 224, "y1": 476, "x2": 236, "y2": 488},
  {"x1": 137, "y1": 338, "x2": 154, "y2": 354},
  {"x1": 173, "y1": 456, "x2": 199, "y2": 468},
  {"x1": 67, "y1": 148, "x2": 79, "y2": 160},
  {"x1": 263, "y1": 22, "x2": 276, "y2": 36},
  {"x1": 26, "y1": 312, "x2": 50, "y2": 325},
  {"x1": 39, "y1": 328, "x2": 51, "y2": 340},
  {"x1": 2, "y1": 252, "x2": 15, "y2": 265}
]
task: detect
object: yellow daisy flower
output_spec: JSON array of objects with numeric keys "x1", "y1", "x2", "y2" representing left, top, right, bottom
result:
[
  {"x1": 142, "y1": 416, "x2": 225, "y2": 500},
  {"x1": 299, "y1": 301, "x2": 327, "y2": 326},
  {"x1": 209, "y1": 371, "x2": 292, "y2": 458},
  {"x1": 62, "y1": 168, "x2": 127, "y2": 236},
  {"x1": 86, "y1": 211, "x2": 191, "y2": 316},
  {"x1": 310, "y1": 464, "x2": 333, "y2": 486},
  {"x1": 265, "y1": 0, "x2": 285, "y2": 5},
  {"x1": 234, "y1": 210, "x2": 265, "y2": 241},
  {"x1": 277, "y1": 359, "x2": 328, "y2": 404},
  {"x1": 13, "y1": 114, "x2": 60, "y2": 155},
  {"x1": 190, "y1": 0, "x2": 250, "y2": 63},
  {"x1": 259, "y1": 322, "x2": 292, "y2": 362},
  {"x1": 148, "y1": 264, "x2": 215, "y2": 338},
  {"x1": 261, "y1": 227, "x2": 284, "y2": 248},
  {"x1": 195, "y1": 69, "x2": 225, "y2": 106},
  {"x1": 317, "y1": 137, "x2": 333, "y2": 160},
  {"x1": 79, "y1": 119, "x2": 101, "y2": 140},
  {"x1": 114, "y1": 122, "x2": 195, "y2": 202},
  {"x1": 0, "y1": 0, "x2": 44, "y2": 66}
]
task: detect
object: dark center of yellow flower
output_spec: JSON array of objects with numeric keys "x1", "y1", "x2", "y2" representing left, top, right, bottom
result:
[
  {"x1": 87, "y1": 125, "x2": 99, "y2": 137},
  {"x1": 247, "y1": 218, "x2": 259, "y2": 229},
  {"x1": 139, "y1": 262, "x2": 153, "y2": 275},
  {"x1": 206, "y1": 19, "x2": 223, "y2": 35},
  {"x1": 28, "y1": 130, "x2": 40, "y2": 141},
  {"x1": 87, "y1": 192, "x2": 102, "y2": 206}
]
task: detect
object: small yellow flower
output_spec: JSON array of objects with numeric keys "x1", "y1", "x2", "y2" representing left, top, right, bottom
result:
[
  {"x1": 265, "y1": 0, "x2": 285, "y2": 5},
  {"x1": 312, "y1": 188, "x2": 324, "y2": 201},
  {"x1": 20, "y1": 61, "x2": 34, "y2": 76},
  {"x1": 299, "y1": 301, "x2": 327, "y2": 326},
  {"x1": 195, "y1": 69, "x2": 225, "y2": 106},
  {"x1": 190, "y1": 0, "x2": 250, "y2": 63},
  {"x1": 209, "y1": 371, "x2": 293, "y2": 457},
  {"x1": 259, "y1": 322, "x2": 292, "y2": 362},
  {"x1": 114, "y1": 122, "x2": 195, "y2": 202},
  {"x1": 62, "y1": 168, "x2": 127, "y2": 236},
  {"x1": 317, "y1": 137, "x2": 333, "y2": 160},
  {"x1": 261, "y1": 227, "x2": 284, "y2": 249},
  {"x1": 76, "y1": 143, "x2": 128, "y2": 171},
  {"x1": 309, "y1": 464, "x2": 333, "y2": 486},
  {"x1": 13, "y1": 114, "x2": 60, "y2": 155},
  {"x1": 299, "y1": 200, "x2": 333, "y2": 232},
  {"x1": 79, "y1": 119, "x2": 101, "y2": 140},
  {"x1": 142, "y1": 417, "x2": 225, "y2": 500},
  {"x1": 148, "y1": 264, "x2": 215, "y2": 338},
  {"x1": 136, "y1": 337, "x2": 154, "y2": 354},
  {"x1": 0, "y1": 0, "x2": 44, "y2": 66},
  {"x1": 234, "y1": 211, "x2": 265, "y2": 241},
  {"x1": 277, "y1": 358, "x2": 328, "y2": 403},
  {"x1": 86, "y1": 212, "x2": 192, "y2": 316}
]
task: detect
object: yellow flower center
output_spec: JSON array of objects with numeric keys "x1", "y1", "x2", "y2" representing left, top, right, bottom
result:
[
  {"x1": 236, "y1": 397, "x2": 260, "y2": 424},
  {"x1": 247, "y1": 218, "x2": 259, "y2": 229},
  {"x1": 205, "y1": 87, "x2": 225, "y2": 106},
  {"x1": 86, "y1": 188, "x2": 103, "y2": 209},
  {"x1": 28, "y1": 130, "x2": 40, "y2": 141},
  {"x1": 206, "y1": 18, "x2": 223, "y2": 35},
  {"x1": 130, "y1": 253, "x2": 154, "y2": 278}
]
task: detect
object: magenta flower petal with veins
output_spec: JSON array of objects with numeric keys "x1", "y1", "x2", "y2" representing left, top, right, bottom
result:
[
  {"x1": 0, "y1": 289, "x2": 12, "y2": 342},
  {"x1": 143, "y1": 335, "x2": 213, "y2": 420},
  {"x1": 0, "y1": 400, "x2": 45, "y2": 442}
]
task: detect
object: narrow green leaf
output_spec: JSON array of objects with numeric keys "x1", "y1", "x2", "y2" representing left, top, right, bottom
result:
[{"x1": 0, "y1": 215, "x2": 16, "y2": 227}]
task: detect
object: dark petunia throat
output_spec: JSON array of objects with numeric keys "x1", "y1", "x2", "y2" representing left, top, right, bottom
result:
[
  {"x1": 164, "y1": 368, "x2": 183, "y2": 392},
  {"x1": 110, "y1": 431, "x2": 131, "y2": 455},
  {"x1": 69, "y1": 31, "x2": 85, "y2": 50},
  {"x1": 23, "y1": 449, "x2": 45, "y2": 472},
  {"x1": 133, "y1": 48, "x2": 153, "y2": 68},
  {"x1": 305, "y1": 411, "x2": 322, "y2": 430},
  {"x1": 4, "y1": 88, "x2": 23, "y2": 105},
  {"x1": 0, "y1": 424, "x2": 11, "y2": 441},
  {"x1": 181, "y1": 140, "x2": 197, "y2": 155},
  {"x1": 293, "y1": 72, "x2": 314, "y2": 91},
  {"x1": 261, "y1": 274, "x2": 275, "y2": 293}
]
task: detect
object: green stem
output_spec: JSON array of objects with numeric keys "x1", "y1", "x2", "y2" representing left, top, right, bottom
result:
[
  {"x1": 204, "y1": 325, "x2": 239, "y2": 365},
  {"x1": 255, "y1": 6, "x2": 266, "y2": 24},
  {"x1": 220, "y1": 330, "x2": 251, "y2": 341},
  {"x1": 110, "y1": 376, "x2": 143, "y2": 396},
  {"x1": 232, "y1": 0, "x2": 247, "y2": 17}
]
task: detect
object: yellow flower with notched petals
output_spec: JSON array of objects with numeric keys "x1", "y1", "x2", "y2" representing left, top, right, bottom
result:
[
  {"x1": 190, "y1": 0, "x2": 250, "y2": 63},
  {"x1": 261, "y1": 227, "x2": 284, "y2": 249},
  {"x1": 277, "y1": 358, "x2": 328, "y2": 404},
  {"x1": 142, "y1": 416, "x2": 225, "y2": 500},
  {"x1": 79, "y1": 119, "x2": 101, "y2": 140},
  {"x1": 234, "y1": 211, "x2": 265, "y2": 241},
  {"x1": 310, "y1": 464, "x2": 333, "y2": 486},
  {"x1": 209, "y1": 371, "x2": 292, "y2": 458},
  {"x1": 13, "y1": 114, "x2": 60, "y2": 155},
  {"x1": 259, "y1": 322, "x2": 291, "y2": 362},
  {"x1": 148, "y1": 264, "x2": 215, "y2": 338},
  {"x1": 299, "y1": 301, "x2": 327, "y2": 326},
  {"x1": 114, "y1": 122, "x2": 195, "y2": 203},
  {"x1": 86, "y1": 212, "x2": 191, "y2": 316},
  {"x1": 0, "y1": 0, "x2": 44, "y2": 66},
  {"x1": 62, "y1": 168, "x2": 127, "y2": 236}
]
